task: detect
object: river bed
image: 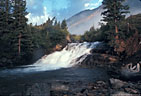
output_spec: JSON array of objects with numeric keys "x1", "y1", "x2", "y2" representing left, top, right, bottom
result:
[{"x1": 0, "y1": 67, "x2": 109, "y2": 95}]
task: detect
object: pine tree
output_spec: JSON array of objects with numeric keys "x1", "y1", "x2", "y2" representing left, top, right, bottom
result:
[
  {"x1": 61, "y1": 19, "x2": 67, "y2": 30},
  {"x1": 61, "y1": 19, "x2": 69, "y2": 36},
  {"x1": 0, "y1": 0, "x2": 13, "y2": 66},
  {"x1": 54, "y1": 20, "x2": 58, "y2": 26},
  {"x1": 12, "y1": 0, "x2": 33, "y2": 64},
  {"x1": 0, "y1": 0, "x2": 5, "y2": 38},
  {"x1": 101, "y1": 0, "x2": 129, "y2": 51},
  {"x1": 0, "y1": 0, "x2": 6, "y2": 66},
  {"x1": 0, "y1": 0, "x2": 11, "y2": 41}
]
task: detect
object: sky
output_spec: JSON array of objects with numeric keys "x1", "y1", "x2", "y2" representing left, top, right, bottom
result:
[{"x1": 26, "y1": 0, "x2": 103, "y2": 25}]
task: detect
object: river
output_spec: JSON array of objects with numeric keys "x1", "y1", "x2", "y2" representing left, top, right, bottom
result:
[{"x1": 0, "y1": 42, "x2": 109, "y2": 95}]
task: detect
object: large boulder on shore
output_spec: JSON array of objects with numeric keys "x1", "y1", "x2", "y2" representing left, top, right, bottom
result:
[
  {"x1": 79, "y1": 43, "x2": 119, "y2": 68},
  {"x1": 109, "y1": 78, "x2": 141, "y2": 95}
]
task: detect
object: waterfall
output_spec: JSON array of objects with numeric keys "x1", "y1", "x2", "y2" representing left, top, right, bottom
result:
[{"x1": 1, "y1": 42, "x2": 101, "y2": 73}]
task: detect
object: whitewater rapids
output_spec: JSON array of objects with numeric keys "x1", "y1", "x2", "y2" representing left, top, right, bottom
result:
[{"x1": 1, "y1": 42, "x2": 101, "y2": 73}]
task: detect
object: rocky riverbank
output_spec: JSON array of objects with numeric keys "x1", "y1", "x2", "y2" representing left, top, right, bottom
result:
[
  {"x1": 50, "y1": 80, "x2": 141, "y2": 96},
  {"x1": 78, "y1": 43, "x2": 141, "y2": 96},
  {"x1": 4, "y1": 78, "x2": 140, "y2": 96},
  {"x1": 0, "y1": 68, "x2": 109, "y2": 96}
]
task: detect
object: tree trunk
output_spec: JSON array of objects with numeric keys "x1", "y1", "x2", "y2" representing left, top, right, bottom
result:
[
  {"x1": 115, "y1": 19, "x2": 119, "y2": 40},
  {"x1": 114, "y1": 19, "x2": 120, "y2": 53},
  {"x1": 18, "y1": 33, "x2": 21, "y2": 55}
]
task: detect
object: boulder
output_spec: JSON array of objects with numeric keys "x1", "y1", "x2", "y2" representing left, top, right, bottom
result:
[
  {"x1": 26, "y1": 83, "x2": 50, "y2": 96},
  {"x1": 110, "y1": 78, "x2": 127, "y2": 89},
  {"x1": 53, "y1": 44, "x2": 63, "y2": 51},
  {"x1": 51, "y1": 83, "x2": 69, "y2": 91},
  {"x1": 112, "y1": 91, "x2": 132, "y2": 96},
  {"x1": 79, "y1": 42, "x2": 119, "y2": 68},
  {"x1": 79, "y1": 53, "x2": 119, "y2": 68}
]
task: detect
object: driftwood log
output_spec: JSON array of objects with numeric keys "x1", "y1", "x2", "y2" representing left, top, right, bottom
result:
[{"x1": 120, "y1": 62, "x2": 141, "y2": 81}]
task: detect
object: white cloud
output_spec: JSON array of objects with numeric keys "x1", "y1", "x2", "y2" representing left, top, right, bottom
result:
[
  {"x1": 26, "y1": 6, "x2": 50, "y2": 25},
  {"x1": 84, "y1": 0, "x2": 103, "y2": 10},
  {"x1": 26, "y1": 0, "x2": 103, "y2": 25},
  {"x1": 84, "y1": 3, "x2": 90, "y2": 7}
]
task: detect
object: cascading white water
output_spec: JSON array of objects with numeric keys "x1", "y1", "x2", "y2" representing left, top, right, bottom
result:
[
  {"x1": 1, "y1": 42, "x2": 101, "y2": 73},
  {"x1": 26, "y1": 42, "x2": 100, "y2": 71}
]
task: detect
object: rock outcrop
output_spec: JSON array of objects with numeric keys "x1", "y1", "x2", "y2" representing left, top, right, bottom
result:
[
  {"x1": 53, "y1": 44, "x2": 63, "y2": 51},
  {"x1": 79, "y1": 43, "x2": 119, "y2": 68}
]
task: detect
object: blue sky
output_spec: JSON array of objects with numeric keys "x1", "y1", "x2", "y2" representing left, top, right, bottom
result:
[{"x1": 26, "y1": 0, "x2": 103, "y2": 25}]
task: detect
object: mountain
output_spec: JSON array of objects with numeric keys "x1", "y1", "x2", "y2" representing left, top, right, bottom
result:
[{"x1": 67, "y1": 0, "x2": 141, "y2": 35}]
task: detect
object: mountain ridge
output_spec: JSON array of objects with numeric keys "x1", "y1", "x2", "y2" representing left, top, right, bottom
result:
[{"x1": 67, "y1": 0, "x2": 141, "y2": 35}]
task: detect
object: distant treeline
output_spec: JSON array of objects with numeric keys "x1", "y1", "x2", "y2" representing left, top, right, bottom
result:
[{"x1": 0, "y1": 0, "x2": 69, "y2": 67}]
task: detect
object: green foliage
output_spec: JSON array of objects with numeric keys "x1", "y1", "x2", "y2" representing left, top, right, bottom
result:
[
  {"x1": 71, "y1": 35, "x2": 82, "y2": 42},
  {"x1": 12, "y1": 0, "x2": 33, "y2": 64},
  {"x1": 101, "y1": 0, "x2": 129, "y2": 48},
  {"x1": 0, "y1": 0, "x2": 14, "y2": 66},
  {"x1": 28, "y1": 18, "x2": 69, "y2": 53},
  {"x1": 61, "y1": 19, "x2": 67, "y2": 30},
  {"x1": 81, "y1": 26, "x2": 106, "y2": 42},
  {"x1": 126, "y1": 14, "x2": 141, "y2": 34},
  {"x1": 102, "y1": 0, "x2": 129, "y2": 23},
  {"x1": 0, "y1": 0, "x2": 34, "y2": 66}
]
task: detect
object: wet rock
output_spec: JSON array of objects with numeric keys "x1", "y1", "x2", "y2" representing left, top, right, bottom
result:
[
  {"x1": 79, "y1": 43, "x2": 119, "y2": 68},
  {"x1": 79, "y1": 42, "x2": 119, "y2": 68},
  {"x1": 97, "y1": 81, "x2": 106, "y2": 84},
  {"x1": 80, "y1": 88, "x2": 87, "y2": 93},
  {"x1": 86, "y1": 93, "x2": 94, "y2": 96},
  {"x1": 124, "y1": 88, "x2": 138, "y2": 94},
  {"x1": 76, "y1": 93, "x2": 83, "y2": 96},
  {"x1": 50, "y1": 90, "x2": 71, "y2": 96},
  {"x1": 51, "y1": 83, "x2": 69, "y2": 91},
  {"x1": 110, "y1": 78, "x2": 127, "y2": 88},
  {"x1": 79, "y1": 53, "x2": 119, "y2": 68},
  {"x1": 109, "y1": 78, "x2": 141, "y2": 95},
  {"x1": 112, "y1": 91, "x2": 132, "y2": 96},
  {"x1": 86, "y1": 81, "x2": 109, "y2": 96},
  {"x1": 50, "y1": 81, "x2": 110, "y2": 96},
  {"x1": 26, "y1": 83, "x2": 50, "y2": 96}
]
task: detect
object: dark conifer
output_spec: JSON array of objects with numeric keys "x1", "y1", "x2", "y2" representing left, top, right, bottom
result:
[
  {"x1": 61, "y1": 19, "x2": 67, "y2": 30},
  {"x1": 11, "y1": 0, "x2": 33, "y2": 64},
  {"x1": 101, "y1": 0, "x2": 129, "y2": 51}
]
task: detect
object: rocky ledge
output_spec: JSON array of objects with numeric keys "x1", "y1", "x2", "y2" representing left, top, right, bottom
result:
[{"x1": 78, "y1": 43, "x2": 119, "y2": 68}]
